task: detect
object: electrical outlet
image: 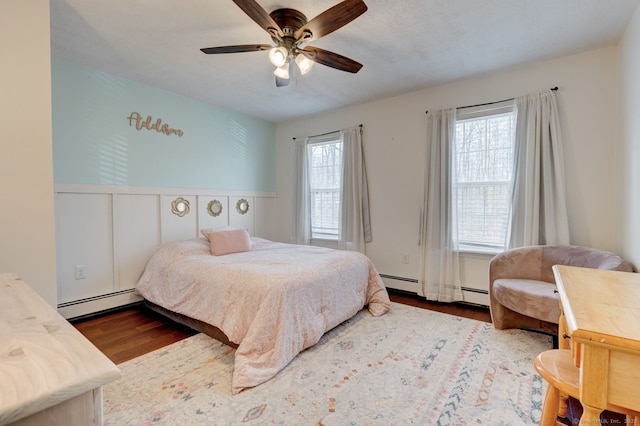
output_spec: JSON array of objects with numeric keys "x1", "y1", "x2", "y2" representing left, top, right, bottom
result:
[
  {"x1": 74, "y1": 265, "x2": 87, "y2": 280},
  {"x1": 401, "y1": 252, "x2": 410, "y2": 264}
]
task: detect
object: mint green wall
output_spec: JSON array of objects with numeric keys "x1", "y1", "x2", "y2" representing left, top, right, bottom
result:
[{"x1": 52, "y1": 58, "x2": 276, "y2": 191}]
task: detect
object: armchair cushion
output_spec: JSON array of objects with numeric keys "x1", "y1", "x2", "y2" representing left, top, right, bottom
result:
[{"x1": 493, "y1": 278, "x2": 559, "y2": 324}]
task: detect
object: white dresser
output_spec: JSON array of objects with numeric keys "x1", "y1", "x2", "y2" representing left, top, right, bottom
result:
[{"x1": 0, "y1": 273, "x2": 121, "y2": 425}]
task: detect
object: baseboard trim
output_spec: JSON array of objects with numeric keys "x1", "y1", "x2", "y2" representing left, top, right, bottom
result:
[{"x1": 58, "y1": 290, "x2": 142, "y2": 320}]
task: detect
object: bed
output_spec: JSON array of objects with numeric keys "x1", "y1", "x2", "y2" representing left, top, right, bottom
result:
[{"x1": 135, "y1": 231, "x2": 391, "y2": 394}]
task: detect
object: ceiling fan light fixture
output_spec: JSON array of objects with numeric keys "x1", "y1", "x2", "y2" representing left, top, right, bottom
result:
[
  {"x1": 295, "y1": 53, "x2": 314, "y2": 75},
  {"x1": 268, "y1": 46, "x2": 288, "y2": 67},
  {"x1": 200, "y1": 1, "x2": 368, "y2": 87},
  {"x1": 273, "y1": 63, "x2": 290, "y2": 79}
]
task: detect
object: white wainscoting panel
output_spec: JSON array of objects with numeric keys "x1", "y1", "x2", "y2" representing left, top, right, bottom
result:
[
  {"x1": 198, "y1": 195, "x2": 230, "y2": 231},
  {"x1": 55, "y1": 193, "x2": 115, "y2": 304},
  {"x1": 54, "y1": 184, "x2": 275, "y2": 318},
  {"x1": 113, "y1": 194, "x2": 160, "y2": 290}
]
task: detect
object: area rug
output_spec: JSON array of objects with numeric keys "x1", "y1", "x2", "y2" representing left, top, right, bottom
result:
[{"x1": 103, "y1": 303, "x2": 552, "y2": 425}]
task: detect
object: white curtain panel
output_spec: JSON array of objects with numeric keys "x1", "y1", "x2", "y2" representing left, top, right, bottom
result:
[
  {"x1": 507, "y1": 90, "x2": 570, "y2": 247},
  {"x1": 338, "y1": 125, "x2": 372, "y2": 253},
  {"x1": 420, "y1": 109, "x2": 464, "y2": 302},
  {"x1": 294, "y1": 138, "x2": 311, "y2": 246}
]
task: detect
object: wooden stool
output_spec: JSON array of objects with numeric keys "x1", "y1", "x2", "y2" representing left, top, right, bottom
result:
[{"x1": 534, "y1": 349, "x2": 640, "y2": 425}]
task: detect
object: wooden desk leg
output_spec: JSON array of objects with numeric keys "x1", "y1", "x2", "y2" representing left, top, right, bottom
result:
[
  {"x1": 579, "y1": 345, "x2": 609, "y2": 426},
  {"x1": 558, "y1": 312, "x2": 569, "y2": 350},
  {"x1": 581, "y1": 404, "x2": 604, "y2": 424},
  {"x1": 558, "y1": 312, "x2": 569, "y2": 418}
]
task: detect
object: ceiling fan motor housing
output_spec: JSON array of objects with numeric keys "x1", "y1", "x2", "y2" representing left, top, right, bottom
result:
[{"x1": 269, "y1": 8, "x2": 308, "y2": 37}]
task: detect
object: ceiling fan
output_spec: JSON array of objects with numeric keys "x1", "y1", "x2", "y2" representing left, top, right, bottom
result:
[{"x1": 200, "y1": 0, "x2": 367, "y2": 87}]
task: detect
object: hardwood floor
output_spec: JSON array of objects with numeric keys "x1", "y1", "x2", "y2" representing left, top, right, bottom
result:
[
  {"x1": 388, "y1": 290, "x2": 491, "y2": 323},
  {"x1": 72, "y1": 307, "x2": 198, "y2": 364},
  {"x1": 72, "y1": 290, "x2": 491, "y2": 365}
]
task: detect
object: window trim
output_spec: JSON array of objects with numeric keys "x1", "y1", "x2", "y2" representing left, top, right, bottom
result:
[{"x1": 306, "y1": 132, "x2": 343, "y2": 242}]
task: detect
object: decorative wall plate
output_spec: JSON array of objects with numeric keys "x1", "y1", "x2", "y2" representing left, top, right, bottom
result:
[
  {"x1": 207, "y1": 199, "x2": 223, "y2": 217},
  {"x1": 236, "y1": 198, "x2": 250, "y2": 215},
  {"x1": 171, "y1": 197, "x2": 190, "y2": 217}
]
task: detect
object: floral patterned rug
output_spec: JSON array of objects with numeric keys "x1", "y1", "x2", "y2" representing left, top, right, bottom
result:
[{"x1": 103, "y1": 302, "x2": 552, "y2": 425}]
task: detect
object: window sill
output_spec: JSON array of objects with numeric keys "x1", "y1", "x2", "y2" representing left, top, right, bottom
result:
[
  {"x1": 310, "y1": 238, "x2": 339, "y2": 249},
  {"x1": 458, "y1": 246, "x2": 502, "y2": 257}
]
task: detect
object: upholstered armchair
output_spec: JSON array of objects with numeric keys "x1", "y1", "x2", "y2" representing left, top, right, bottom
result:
[{"x1": 489, "y1": 245, "x2": 633, "y2": 334}]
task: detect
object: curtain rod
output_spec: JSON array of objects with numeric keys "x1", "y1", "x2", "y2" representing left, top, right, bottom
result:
[
  {"x1": 293, "y1": 124, "x2": 362, "y2": 140},
  {"x1": 425, "y1": 86, "x2": 558, "y2": 115}
]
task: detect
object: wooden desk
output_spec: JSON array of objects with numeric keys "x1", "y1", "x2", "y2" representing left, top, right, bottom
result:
[
  {"x1": 0, "y1": 273, "x2": 121, "y2": 425},
  {"x1": 553, "y1": 265, "x2": 640, "y2": 424}
]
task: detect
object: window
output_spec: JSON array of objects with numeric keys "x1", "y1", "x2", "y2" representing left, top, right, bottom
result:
[
  {"x1": 454, "y1": 103, "x2": 515, "y2": 252},
  {"x1": 308, "y1": 136, "x2": 343, "y2": 240}
]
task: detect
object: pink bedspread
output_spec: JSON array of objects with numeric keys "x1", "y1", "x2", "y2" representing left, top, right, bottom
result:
[{"x1": 135, "y1": 237, "x2": 390, "y2": 394}]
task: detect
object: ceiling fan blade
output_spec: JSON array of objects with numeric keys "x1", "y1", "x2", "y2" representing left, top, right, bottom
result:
[
  {"x1": 294, "y1": 0, "x2": 367, "y2": 42},
  {"x1": 232, "y1": 0, "x2": 284, "y2": 39},
  {"x1": 200, "y1": 44, "x2": 272, "y2": 54},
  {"x1": 302, "y1": 46, "x2": 363, "y2": 73}
]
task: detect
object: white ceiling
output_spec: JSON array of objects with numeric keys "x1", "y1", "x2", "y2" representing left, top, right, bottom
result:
[{"x1": 50, "y1": 0, "x2": 639, "y2": 123}]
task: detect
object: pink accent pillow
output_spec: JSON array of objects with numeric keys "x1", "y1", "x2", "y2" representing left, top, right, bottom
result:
[
  {"x1": 200, "y1": 226, "x2": 237, "y2": 241},
  {"x1": 204, "y1": 229, "x2": 252, "y2": 256}
]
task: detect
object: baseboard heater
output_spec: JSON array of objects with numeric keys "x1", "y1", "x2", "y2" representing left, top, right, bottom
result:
[
  {"x1": 379, "y1": 274, "x2": 419, "y2": 283},
  {"x1": 461, "y1": 286, "x2": 488, "y2": 295},
  {"x1": 57, "y1": 288, "x2": 136, "y2": 308},
  {"x1": 379, "y1": 274, "x2": 488, "y2": 295}
]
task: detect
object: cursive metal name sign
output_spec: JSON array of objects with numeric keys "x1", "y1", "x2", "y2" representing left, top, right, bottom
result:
[{"x1": 127, "y1": 112, "x2": 184, "y2": 137}]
